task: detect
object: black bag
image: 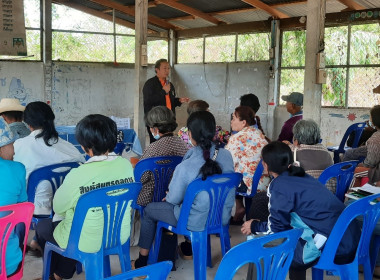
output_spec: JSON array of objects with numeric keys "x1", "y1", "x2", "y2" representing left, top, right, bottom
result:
[{"x1": 157, "y1": 229, "x2": 177, "y2": 271}]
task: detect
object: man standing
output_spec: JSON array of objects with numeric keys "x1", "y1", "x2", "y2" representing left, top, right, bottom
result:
[
  {"x1": 278, "y1": 92, "x2": 303, "y2": 142},
  {"x1": 143, "y1": 58, "x2": 189, "y2": 143}
]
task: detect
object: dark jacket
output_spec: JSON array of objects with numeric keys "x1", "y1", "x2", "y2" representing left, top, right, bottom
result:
[
  {"x1": 143, "y1": 76, "x2": 182, "y2": 115},
  {"x1": 251, "y1": 172, "x2": 360, "y2": 266}
]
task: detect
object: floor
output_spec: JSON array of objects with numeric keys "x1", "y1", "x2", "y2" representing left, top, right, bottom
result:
[{"x1": 22, "y1": 224, "x2": 367, "y2": 280}]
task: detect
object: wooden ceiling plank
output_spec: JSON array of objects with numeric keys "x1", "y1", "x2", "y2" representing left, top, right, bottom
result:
[
  {"x1": 337, "y1": 0, "x2": 365, "y2": 10},
  {"x1": 240, "y1": 0, "x2": 289, "y2": 19},
  {"x1": 156, "y1": 0, "x2": 221, "y2": 25},
  {"x1": 87, "y1": 0, "x2": 178, "y2": 29}
]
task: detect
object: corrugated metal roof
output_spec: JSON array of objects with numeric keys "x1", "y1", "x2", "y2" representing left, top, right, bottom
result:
[
  {"x1": 355, "y1": 0, "x2": 380, "y2": 8},
  {"x1": 214, "y1": 10, "x2": 272, "y2": 24},
  {"x1": 169, "y1": 18, "x2": 216, "y2": 29}
]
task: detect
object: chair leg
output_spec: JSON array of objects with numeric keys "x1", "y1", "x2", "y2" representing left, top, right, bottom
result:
[
  {"x1": 311, "y1": 267, "x2": 324, "y2": 280},
  {"x1": 75, "y1": 262, "x2": 82, "y2": 275},
  {"x1": 207, "y1": 234, "x2": 212, "y2": 268},
  {"x1": 83, "y1": 255, "x2": 104, "y2": 279},
  {"x1": 338, "y1": 265, "x2": 359, "y2": 280},
  {"x1": 42, "y1": 249, "x2": 53, "y2": 280},
  {"x1": 333, "y1": 152, "x2": 340, "y2": 164},
  {"x1": 191, "y1": 232, "x2": 208, "y2": 280},
  {"x1": 220, "y1": 228, "x2": 231, "y2": 256},
  {"x1": 370, "y1": 235, "x2": 380, "y2": 275},
  {"x1": 104, "y1": 256, "x2": 111, "y2": 277}
]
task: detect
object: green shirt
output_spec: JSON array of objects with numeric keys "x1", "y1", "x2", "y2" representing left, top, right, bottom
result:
[{"x1": 53, "y1": 156, "x2": 134, "y2": 252}]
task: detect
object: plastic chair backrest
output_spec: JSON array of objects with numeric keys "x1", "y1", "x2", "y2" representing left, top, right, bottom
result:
[
  {"x1": 134, "y1": 156, "x2": 183, "y2": 202},
  {"x1": 237, "y1": 159, "x2": 264, "y2": 197},
  {"x1": 318, "y1": 160, "x2": 359, "y2": 202},
  {"x1": 214, "y1": 229, "x2": 303, "y2": 280},
  {"x1": 338, "y1": 122, "x2": 366, "y2": 150},
  {"x1": 64, "y1": 183, "x2": 142, "y2": 257},
  {"x1": 0, "y1": 202, "x2": 34, "y2": 280},
  {"x1": 105, "y1": 261, "x2": 172, "y2": 280},
  {"x1": 27, "y1": 162, "x2": 80, "y2": 204},
  {"x1": 176, "y1": 173, "x2": 242, "y2": 233},
  {"x1": 315, "y1": 193, "x2": 380, "y2": 271}
]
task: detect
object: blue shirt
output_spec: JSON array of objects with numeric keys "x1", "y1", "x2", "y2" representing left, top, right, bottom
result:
[{"x1": 0, "y1": 159, "x2": 27, "y2": 275}]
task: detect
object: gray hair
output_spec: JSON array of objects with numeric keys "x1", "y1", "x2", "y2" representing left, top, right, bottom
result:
[
  {"x1": 292, "y1": 119, "x2": 321, "y2": 145},
  {"x1": 145, "y1": 106, "x2": 177, "y2": 134}
]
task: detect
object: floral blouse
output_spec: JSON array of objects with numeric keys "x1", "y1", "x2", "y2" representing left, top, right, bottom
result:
[
  {"x1": 178, "y1": 126, "x2": 230, "y2": 149},
  {"x1": 225, "y1": 126, "x2": 269, "y2": 195}
]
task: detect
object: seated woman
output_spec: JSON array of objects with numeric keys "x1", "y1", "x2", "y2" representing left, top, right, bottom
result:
[
  {"x1": 0, "y1": 117, "x2": 27, "y2": 276},
  {"x1": 13, "y1": 102, "x2": 84, "y2": 216},
  {"x1": 178, "y1": 100, "x2": 230, "y2": 148},
  {"x1": 241, "y1": 142, "x2": 360, "y2": 280},
  {"x1": 35, "y1": 114, "x2": 135, "y2": 280},
  {"x1": 133, "y1": 111, "x2": 234, "y2": 269},
  {"x1": 226, "y1": 106, "x2": 269, "y2": 224},
  {"x1": 137, "y1": 106, "x2": 188, "y2": 206},
  {"x1": 285, "y1": 119, "x2": 333, "y2": 190},
  {"x1": 346, "y1": 105, "x2": 380, "y2": 186}
]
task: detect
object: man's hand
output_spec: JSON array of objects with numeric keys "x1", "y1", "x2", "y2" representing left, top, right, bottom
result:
[
  {"x1": 179, "y1": 97, "x2": 190, "y2": 103},
  {"x1": 163, "y1": 83, "x2": 170, "y2": 93},
  {"x1": 241, "y1": 219, "x2": 255, "y2": 235}
]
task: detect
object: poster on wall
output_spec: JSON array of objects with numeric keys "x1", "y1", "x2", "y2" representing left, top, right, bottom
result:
[{"x1": 0, "y1": 0, "x2": 27, "y2": 56}]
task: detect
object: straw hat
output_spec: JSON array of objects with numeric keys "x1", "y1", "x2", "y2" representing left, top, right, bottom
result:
[{"x1": 0, "y1": 98, "x2": 25, "y2": 114}]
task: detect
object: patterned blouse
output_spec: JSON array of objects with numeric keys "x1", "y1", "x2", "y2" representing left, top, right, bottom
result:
[
  {"x1": 136, "y1": 135, "x2": 188, "y2": 206},
  {"x1": 225, "y1": 126, "x2": 269, "y2": 195},
  {"x1": 178, "y1": 126, "x2": 230, "y2": 149}
]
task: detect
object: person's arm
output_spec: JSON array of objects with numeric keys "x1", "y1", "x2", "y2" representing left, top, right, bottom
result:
[
  {"x1": 165, "y1": 164, "x2": 189, "y2": 205},
  {"x1": 277, "y1": 121, "x2": 292, "y2": 142},
  {"x1": 17, "y1": 164, "x2": 27, "y2": 203},
  {"x1": 363, "y1": 135, "x2": 380, "y2": 168}
]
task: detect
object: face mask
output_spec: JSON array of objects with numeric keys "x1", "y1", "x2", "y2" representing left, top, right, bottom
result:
[
  {"x1": 369, "y1": 120, "x2": 376, "y2": 129},
  {"x1": 153, "y1": 133, "x2": 160, "y2": 140},
  {"x1": 189, "y1": 139, "x2": 195, "y2": 147}
]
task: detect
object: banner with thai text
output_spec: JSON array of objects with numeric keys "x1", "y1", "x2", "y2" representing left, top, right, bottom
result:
[{"x1": 0, "y1": 0, "x2": 27, "y2": 56}]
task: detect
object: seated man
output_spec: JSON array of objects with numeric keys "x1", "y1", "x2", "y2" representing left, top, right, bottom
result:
[
  {"x1": 278, "y1": 92, "x2": 303, "y2": 142},
  {"x1": 0, "y1": 98, "x2": 30, "y2": 138}
]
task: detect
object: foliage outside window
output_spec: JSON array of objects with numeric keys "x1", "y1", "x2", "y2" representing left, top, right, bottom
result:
[
  {"x1": 147, "y1": 40, "x2": 168, "y2": 64},
  {"x1": 177, "y1": 38, "x2": 203, "y2": 63},
  {"x1": 237, "y1": 33, "x2": 270, "y2": 62},
  {"x1": 279, "y1": 30, "x2": 306, "y2": 104},
  {"x1": 322, "y1": 23, "x2": 380, "y2": 107},
  {"x1": 205, "y1": 35, "x2": 235, "y2": 63},
  {"x1": 52, "y1": 4, "x2": 135, "y2": 63}
]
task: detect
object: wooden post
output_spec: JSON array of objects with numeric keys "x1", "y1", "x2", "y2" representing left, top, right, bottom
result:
[
  {"x1": 43, "y1": 0, "x2": 52, "y2": 104},
  {"x1": 134, "y1": 0, "x2": 148, "y2": 150},
  {"x1": 303, "y1": 0, "x2": 326, "y2": 124}
]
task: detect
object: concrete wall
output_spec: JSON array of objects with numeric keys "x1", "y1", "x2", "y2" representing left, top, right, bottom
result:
[
  {"x1": 173, "y1": 62, "x2": 270, "y2": 132},
  {"x1": 0, "y1": 60, "x2": 372, "y2": 147}
]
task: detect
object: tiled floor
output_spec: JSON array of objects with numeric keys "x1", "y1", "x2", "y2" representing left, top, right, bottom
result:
[{"x1": 22, "y1": 225, "x2": 364, "y2": 280}]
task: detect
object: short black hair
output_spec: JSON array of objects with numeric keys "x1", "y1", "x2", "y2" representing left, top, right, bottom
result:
[
  {"x1": 154, "y1": 59, "x2": 168, "y2": 73},
  {"x1": 235, "y1": 106, "x2": 256, "y2": 126},
  {"x1": 1, "y1": 111, "x2": 23, "y2": 121},
  {"x1": 370, "y1": 105, "x2": 380, "y2": 128},
  {"x1": 76, "y1": 114, "x2": 117, "y2": 156},
  {"x1": 240, "y1": 93, "x2": 260, "y2": 113}
]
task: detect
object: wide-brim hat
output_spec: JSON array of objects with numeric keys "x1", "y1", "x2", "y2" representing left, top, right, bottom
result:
[
  {"x1": 281, "y1": 92, "x2": 303, "y2": 106},
  {"x1": 0, "y1": 98, "x2": 25, "y2": 114}
]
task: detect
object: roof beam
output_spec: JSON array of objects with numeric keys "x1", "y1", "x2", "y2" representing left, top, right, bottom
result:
[
  {"x1": 156, "y1": 0, "x2": 222, "y2": 25},
  {"x1": 337, "y1": 0, "x2": 365, "y2": 10},
  {"x1": 87, "y1": 0, "x2": 179, "y2": 30},
  {"x1": 240, "y1": 0, "x2": 289, "y2": 19},
  {"x1": 166, "y1": 0, "x2": 304, "y2": 22}
]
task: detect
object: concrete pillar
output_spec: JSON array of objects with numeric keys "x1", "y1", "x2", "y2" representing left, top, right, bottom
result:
[
  {"x1": 134, "y1": 0, "x2": 148, "y2": 150},
  {"x1": 169, "y1": 29, "x2": 177, "y2": 67},
  {"x1": 42, "y1": 0, "x2": 52, "y2": 103},
  {"x1": 267, "y1": 20, "x2": 280, "y2": 140},
  {"x1": 303, "y1": 0, "x2": 326, "y2": 124}
]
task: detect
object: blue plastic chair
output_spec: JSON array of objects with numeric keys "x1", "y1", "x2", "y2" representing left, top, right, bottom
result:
[
  {"x1": 150, "y1": 173, "x2": 242, "y2": 280},
  {"x1": 42, "y1": 183, "x2": 142, "y2": 280},
  {"x1": 318, "y1": 160, "x2": 359, "y2": 202},
  {"x1": 134, "y1": 156, "x2": 183, "y2": 203},
  {"x1": 27, "y1": 162, "x2": 80, "y2": 227},
  {"x1": 327, "y1": 122, "x2": 366, "y2": 163},
  {"x1": 105, "y1": 261, "x2": 172, "y2": 280},
  {"x1": 312, "y1": 193, "x2": 380, "y2": 280},
  {"x1": 214, "y1": 229, "x2": 303, "y2": 280}
]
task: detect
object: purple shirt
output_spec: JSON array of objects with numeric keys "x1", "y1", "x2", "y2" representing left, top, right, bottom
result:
[{"x1": 277, "y1": 112, "x2": 303, "y2": 142}]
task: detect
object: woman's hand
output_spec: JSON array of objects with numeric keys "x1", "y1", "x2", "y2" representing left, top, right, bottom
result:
[
  {"x1": 241, "y1": 219, "x2": 255, "y2": 235},
  {"x1": 179, "y1": 97, "x2": 190, "y2": 103}
]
